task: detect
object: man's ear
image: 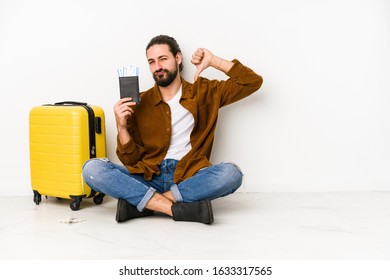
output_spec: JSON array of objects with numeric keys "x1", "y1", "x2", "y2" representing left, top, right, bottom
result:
[{"x1": 176, "y1": 52, "x2": 182, "y2": 65}]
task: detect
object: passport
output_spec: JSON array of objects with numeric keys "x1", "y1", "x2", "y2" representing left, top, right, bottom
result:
[{"x1": 119, "y1": 76, "x2": 140, "y2": 104}]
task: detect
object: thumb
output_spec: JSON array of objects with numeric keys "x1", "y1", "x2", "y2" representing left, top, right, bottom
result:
[
  {"x1": 193, "y1": 67, "x2": 202, "y2": 82},
  {"x1": 194, "y1": 64, "x2": 204, "y2": 81}
]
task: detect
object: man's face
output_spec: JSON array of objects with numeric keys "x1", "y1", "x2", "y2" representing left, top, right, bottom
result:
[{"x1": 147, "y1": 44, "x2": 181, "y2": 87}]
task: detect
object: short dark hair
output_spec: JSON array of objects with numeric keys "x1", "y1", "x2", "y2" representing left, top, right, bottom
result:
[{"x1": 146, "y1": 35, "x2": 183, "y2": 72}]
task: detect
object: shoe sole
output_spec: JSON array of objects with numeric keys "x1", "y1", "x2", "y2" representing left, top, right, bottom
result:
[
  {"x1": 205, "y1": 200, "x2": 214, "y2": 225},
  {"x1": 115, "y1": 199, "x2": 123, "y2": 222}
]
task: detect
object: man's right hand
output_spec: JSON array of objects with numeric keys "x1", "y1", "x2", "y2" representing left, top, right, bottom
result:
[
  {"x1": 114, "y1": 97, "x2": 136, "y2": 129},
  {"x1": 114, "y1": 97, "x2": 136, "y2": 145}
]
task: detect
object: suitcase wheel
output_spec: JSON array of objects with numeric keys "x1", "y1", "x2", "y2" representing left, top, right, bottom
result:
[
  {"x1": 70, "y1": 196, "x2": 82, "y2": 211},
  {"x1": 33, "y1": 190, "x2": 42, "y2": 205},
  {"x1": 93, "y1": 193, "x2": 105, "y2": 205},
  {"x1": 33, "y1": 193, "x2": 104, "y2": 210}
]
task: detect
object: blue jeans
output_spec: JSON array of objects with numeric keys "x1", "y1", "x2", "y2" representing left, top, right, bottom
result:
[{"x1": 82, "y1": 158, "x2": 243, "y2": 212}]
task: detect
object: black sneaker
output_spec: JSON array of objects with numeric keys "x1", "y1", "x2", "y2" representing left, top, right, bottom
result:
[
  {"x1": 116, "y1": 198, "x2": 155, "y2": 222},
  {"x1": 171, "y1": 200, "x2": 214, "y2": 224}
]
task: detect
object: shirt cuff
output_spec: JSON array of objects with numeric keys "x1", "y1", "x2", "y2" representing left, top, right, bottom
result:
[{"x1": 116, "y1": 135, "x2": 135, "y2": 154}]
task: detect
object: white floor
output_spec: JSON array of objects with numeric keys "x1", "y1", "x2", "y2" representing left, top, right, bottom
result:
[{"x1": 1, "y1": 192, "x2": 389, "y2": 260}]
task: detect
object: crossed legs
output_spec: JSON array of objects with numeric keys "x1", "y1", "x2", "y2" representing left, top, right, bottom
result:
[{"x1": 82, "y1": 159, "x2": 243, "y2": 224}]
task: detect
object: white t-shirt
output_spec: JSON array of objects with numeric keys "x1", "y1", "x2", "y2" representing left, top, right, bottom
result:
[{"x1": 164, "y1": 86, "x2": 194, "y2": 160}]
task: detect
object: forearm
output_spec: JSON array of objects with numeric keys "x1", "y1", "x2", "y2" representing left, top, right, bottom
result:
[
  {"x1": 217, "y1": 59, "x2": 263, "y2": 106},
  {"x1": 210, "y1": 55, "x2": 234, "y2": 73},
  {"x1": 117, "y1": 126, "x2": 131, "y2": 146}
]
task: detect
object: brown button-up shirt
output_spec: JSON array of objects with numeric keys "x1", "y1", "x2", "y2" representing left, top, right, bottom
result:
[{"x1": 116, "y1": 59, "x2": 263, "y2": 183}]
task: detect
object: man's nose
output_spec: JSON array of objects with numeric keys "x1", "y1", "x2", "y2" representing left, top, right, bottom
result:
[{"x1": 155, "y1": 60, "x2": 162, "y2": 70}]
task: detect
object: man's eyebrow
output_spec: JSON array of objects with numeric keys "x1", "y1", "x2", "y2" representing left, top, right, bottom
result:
[{"x1": 148, "y1": 55, "x2": 169, "y2": 62}]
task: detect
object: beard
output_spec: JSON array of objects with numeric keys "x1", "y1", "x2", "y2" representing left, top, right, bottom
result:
[{"x1": 153, "y1": 64, "x2": 179, "y2": 87}]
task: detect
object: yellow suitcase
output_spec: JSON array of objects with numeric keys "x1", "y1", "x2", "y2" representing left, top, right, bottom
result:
[{"x1": 29, "y1": 101, "x2": 106, "y2": 210}]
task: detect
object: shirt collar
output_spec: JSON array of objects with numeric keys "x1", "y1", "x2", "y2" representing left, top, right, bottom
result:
[
  {"x1": 180, "y1": 78, "x2": 193, "y2": 100},
  {"x1": 151, "y1": 77, "x2": 193, "y2": 106},
  {"x1": 151, "y1": 83, "x2": 163, "y2": 106}
]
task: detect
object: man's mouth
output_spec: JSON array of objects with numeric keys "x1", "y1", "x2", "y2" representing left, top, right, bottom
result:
[{"x1": 155, "y1": 69, "x2": 166, "y2": 76}]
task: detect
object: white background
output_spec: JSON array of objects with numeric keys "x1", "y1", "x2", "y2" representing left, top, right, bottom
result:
[{"x1": 0, "y1": 0, "x2": 389, "y2": 195}]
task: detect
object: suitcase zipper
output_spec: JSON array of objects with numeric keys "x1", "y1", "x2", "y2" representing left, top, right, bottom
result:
[{"x1": 81, "y1": 104, "x2": 97, "y2": 159}]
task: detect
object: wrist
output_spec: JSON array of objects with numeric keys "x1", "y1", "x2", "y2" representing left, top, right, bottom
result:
[{"x1": 211, "y1": 55, "x2": 223, "y2": 70}]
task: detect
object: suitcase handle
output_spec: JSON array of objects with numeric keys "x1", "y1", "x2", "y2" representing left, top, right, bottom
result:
[{"x1": 54, "y1": 101, "x2": 88, "y2": 106}]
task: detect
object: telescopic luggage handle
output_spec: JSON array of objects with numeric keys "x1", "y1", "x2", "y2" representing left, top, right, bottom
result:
[{"x1": 54, "y1": 101, "x2": 88, "y2": 106}]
